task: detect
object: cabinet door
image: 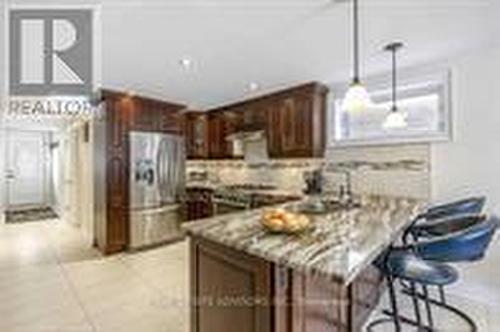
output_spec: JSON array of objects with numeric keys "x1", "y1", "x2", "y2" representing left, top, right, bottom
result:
[
  {"x1": 268, "y1": 96, "x2": 313, "y2": 158},
  {"x1": 207, "y1": 113, "x2": 226, "y2": 158},
  {"x1": 159, "y1": 108, "x2": 182, "y2": 134},
  {"x1": 266, "y1": 100, "x2": 282, "y2": 158},
  {"x1": 191, "y1": 238, "x2": 272, "y2": 332},
  {"x1": 208, "y1": 111, "x2": 242, "y2": 159},
  {"x1": 129, "y1": 99, "x2": 158, "y2": 131},
  {"x1": 104, "y1": 97, "x2": 131, "y2": 253},
  {"x1": 186, "y1": 114, "x2": 209, "y2": 159},
  {"x1": 275, "y1": 95, "x2": 313, "y2": 158}
]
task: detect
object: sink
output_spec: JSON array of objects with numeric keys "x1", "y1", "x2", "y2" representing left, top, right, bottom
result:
[{"x1": 292, "y1": 199, "x2": 361, "y2": 215}]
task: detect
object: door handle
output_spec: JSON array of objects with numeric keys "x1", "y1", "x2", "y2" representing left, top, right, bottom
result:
[{"x1": 5, "y1": 174, "x2": 15, "y2": 180}]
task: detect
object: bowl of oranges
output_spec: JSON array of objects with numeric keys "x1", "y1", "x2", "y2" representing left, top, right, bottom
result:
[{"x1": 261, "y1": 208, "x2": 311, "y2": 234}]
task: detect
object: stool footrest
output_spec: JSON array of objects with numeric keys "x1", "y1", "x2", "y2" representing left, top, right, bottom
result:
[{"x1": 400, "y1": 288, "x2": 478, "y2": 332}]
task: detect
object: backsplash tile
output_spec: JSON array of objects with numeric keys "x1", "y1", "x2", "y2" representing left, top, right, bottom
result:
[{"x1": 187, "y1": 143, "x2": 431, "y2": 199}]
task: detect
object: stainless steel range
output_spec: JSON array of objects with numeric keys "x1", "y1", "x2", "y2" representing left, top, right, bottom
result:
[{"x1": 212, "y1": 184, "x2": 298, "y2": 215}]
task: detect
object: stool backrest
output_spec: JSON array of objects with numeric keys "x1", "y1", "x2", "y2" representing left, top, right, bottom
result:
[
  {"x1": 415, "y1": 215, "x2": 499, "y2": 263},
  {"x1": 425, "y1": 197, "x2": 486, "y2": 221}
]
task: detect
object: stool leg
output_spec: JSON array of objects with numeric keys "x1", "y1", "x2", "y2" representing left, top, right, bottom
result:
[
  {"x1": 439, "y1": 285, "x2": 446, "y2": 304},
  {"x1": 409, "y1": 282, "x2": 422, "y2": 329},
  {"x1": 422, "y1": 285, "x2": 434, "y2": 329},
  {"x1": 387, "y1": 275, "x2": 402, "y2": 332}
]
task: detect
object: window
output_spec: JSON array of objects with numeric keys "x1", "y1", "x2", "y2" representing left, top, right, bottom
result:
[{"x1": 329, "y1": 69, "x2": 452, "y2": 146}]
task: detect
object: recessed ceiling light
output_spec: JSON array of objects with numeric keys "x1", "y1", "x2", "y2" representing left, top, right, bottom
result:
[
  {"x1": 248, "y1": 82, "x2": 260, "y2": 91},
  {"x1": 179, "y1": 58, "x2": 194, "y2": 69}
]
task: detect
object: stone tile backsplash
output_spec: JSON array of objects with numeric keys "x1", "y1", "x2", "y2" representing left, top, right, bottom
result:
[{"x1": 187, "y1": 143, "x2": 431, "y2": 199}]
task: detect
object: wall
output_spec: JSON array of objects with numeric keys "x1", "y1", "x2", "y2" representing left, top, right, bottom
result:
[
  {"x1": 431, "y1": 45, "x2": 500, "y2": 215},
  {"x1": 0, "y1": 1, "x2": 6, "y2": 222},
  {"x1": 59, "y1": 120, "x2": 95, "y2": 244}
]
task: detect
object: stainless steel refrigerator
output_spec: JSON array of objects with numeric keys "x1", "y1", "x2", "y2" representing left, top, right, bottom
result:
[{"x1": 129, "y1": 131, "x2": 185, "y2": 249}]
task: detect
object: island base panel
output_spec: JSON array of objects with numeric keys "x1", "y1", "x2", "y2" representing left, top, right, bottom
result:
[{"x1": 190, "y1": 237, "x2": 383, "y2": 332}]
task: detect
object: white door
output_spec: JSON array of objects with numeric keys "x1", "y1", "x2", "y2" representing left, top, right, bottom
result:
[{"x1": 5, "y1": 130, "x2": 50, "y2": 209}]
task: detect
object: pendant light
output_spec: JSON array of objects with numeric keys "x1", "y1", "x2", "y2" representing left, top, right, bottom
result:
[
  {"x1": 383, "y1": 42, "x2": 407, "y2": 129},
  {"x1": 341, "y1": 0, "x2": 373, "y2": 113}
]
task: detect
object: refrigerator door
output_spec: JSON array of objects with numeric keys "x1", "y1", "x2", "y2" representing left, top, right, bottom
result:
[
  {"x1": 129, "y1": 131, "x2": 163, "y2": 210},
  {"x1": 129, "y1": 204, "x2": 183, "y2": 249},
  {"x1": 157, "y1": 134, "x2": 185, "y2": 204}
]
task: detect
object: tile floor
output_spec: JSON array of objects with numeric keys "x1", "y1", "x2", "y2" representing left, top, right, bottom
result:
[
  {"x1": 0, "y1": 219, "x2": 189, "y2": 332},
  {"x1": 1, "y1": 218, "x2": 500, "y2": 331}
]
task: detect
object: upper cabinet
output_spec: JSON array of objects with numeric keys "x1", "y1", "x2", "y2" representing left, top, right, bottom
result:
[
  {"x1": 183, "y1": 112, "x2": 209, "y2": 159},
  {"x1": 206, "y1": 82, "x2": 329, "y2": 159},
  {"x1": 128, "y1": 97, "x2": 184, "y2": 133},
  {"x1": 266, "y1": 84, "x2": 327, "y2": 158},
  {"x1": 207, "y1": 110, "x2": 243, "y2": 159},
  {"x1": 182, "y1": 82, "x2": 329, "y2": 159}
]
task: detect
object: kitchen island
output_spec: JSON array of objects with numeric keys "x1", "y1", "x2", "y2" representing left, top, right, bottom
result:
[{"x1": 183, "y1": 195, "x2": 425, "y2": 332}]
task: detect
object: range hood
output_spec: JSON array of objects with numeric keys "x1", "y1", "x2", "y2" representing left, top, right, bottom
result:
[
  {"x1": 225, "y1": 123, "x2": 268, "y2": 162},
  {"x1": 226, "y1": 124, "x2": 265, "y2": 142}
]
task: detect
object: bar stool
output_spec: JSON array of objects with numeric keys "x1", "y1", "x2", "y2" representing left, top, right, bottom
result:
[
  {"x1": 412, "y1": 197, "x2": 486, "y2": 226},
  {"x1": 404, "y1": 214, "x2": 486, "y2": 242},
  {"x1": 368, "y1": 216, "x2": 499, "y2": 332}
]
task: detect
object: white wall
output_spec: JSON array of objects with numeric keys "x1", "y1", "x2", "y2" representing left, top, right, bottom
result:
[
  {"x1": 431, "y1": 45, "x2": 500, "y2": 215},
  {"x1": 0, "y1": 1, "x2": 6, "y2": 222}
]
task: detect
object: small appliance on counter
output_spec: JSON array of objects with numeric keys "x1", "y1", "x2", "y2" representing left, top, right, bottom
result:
[
  {"x1": 129, "y1": 131, "x2": 185, "y2": 249},
  {"x1": 301, "y1": 169, "x2": 327, "y2": 213}
]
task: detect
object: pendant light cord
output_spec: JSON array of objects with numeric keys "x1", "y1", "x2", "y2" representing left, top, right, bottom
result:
[
  {"x1": 391, "y1": 46, "x2": 397, "y2": 112},
  {"x1": 353, "y1": 0, "x2": 360, "y2": 83}
]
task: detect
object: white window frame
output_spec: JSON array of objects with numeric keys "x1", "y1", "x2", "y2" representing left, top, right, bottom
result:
[{"x1": 328, "y1": 68, "x2": 453, "y2": 147}]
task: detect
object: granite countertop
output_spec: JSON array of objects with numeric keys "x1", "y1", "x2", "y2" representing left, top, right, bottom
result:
[{"x1": 183, "y1": 195, "x2": 426, "y2": 285}]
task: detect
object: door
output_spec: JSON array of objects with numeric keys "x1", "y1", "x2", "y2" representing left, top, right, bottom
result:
[
  {"x1": 5, "y1": 130, "x2": 50, "y2": 209},
  {"x1": 157, "y1": 134, "x2": 185, "y2": 204}
]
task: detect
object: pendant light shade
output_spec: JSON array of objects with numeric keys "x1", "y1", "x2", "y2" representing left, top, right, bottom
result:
[
  {"x1": 383, "y1": 109, "x2": 407, "y2": 128},
  {"x1": 342, "y1": 0, "x2": 372, "y2": 113},
  {"x1": 383, "y1": 42, "x2": 407, "y2": 129},
  {"x1": 341, "y1": 81, "x2": 373, "y2": 112}
]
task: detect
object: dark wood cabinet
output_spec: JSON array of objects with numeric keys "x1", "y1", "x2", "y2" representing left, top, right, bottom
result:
[
  {"x1": 190, "y1": 236, "x2": 383, "y2": 332},
  {"x1": 207, "y1": 82, "x2": 329, "y2": 159},
  {"x1": 97, "y1": 90, "x2": 185, "y2": 254},
  {"x1": 207, "y1": 110, "x2": 243, "y2": 159},
  {"x1": 266, "y1": 83, "x2": 328, "y2": 158},
  {"x1": 184, "y1": 112, "x2": 209, "y2": 159},
  {"x1": 185, "y1": 187, "x2": 213, "y2": 220},
  {"x1": 191, "y1": 237, "x2": 273, "y2": 332}
]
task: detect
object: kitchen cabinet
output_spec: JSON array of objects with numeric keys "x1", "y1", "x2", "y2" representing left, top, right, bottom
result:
[
  {"x1": 129, "y1": 97, "x2": 183, "y2": 133},
  {"x1": 266, "y1": 83, "x2": 328, "y2": 158},
  {"x1": 207, "y1": 110, "x2": 243, "y2": 159},
  {"x1": 190, "y1": 236, "x2": 383, "y2": 332},
  {"x1": 191, "y1": 237, "x2": 273, "y2": 332},
  {"x1": 185, "y1": 187, "x2": 213, "y2": 221},
  {"x1": 207, "y1": 82, "x2": 329, "y2": 159},
  {"x1": 184, "y1": 112, "x2": 209, "y2": 159}
]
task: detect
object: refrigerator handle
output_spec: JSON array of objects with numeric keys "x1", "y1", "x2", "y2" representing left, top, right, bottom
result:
[{"x1": 156, "y1": 139, "x2": 163, "y2": 201}]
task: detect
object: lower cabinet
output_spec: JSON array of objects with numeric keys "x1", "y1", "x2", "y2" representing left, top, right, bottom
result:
[
  {"x1": 191, "y1": 237, "x2": 272, "y2": 332},
  {"x1": 185, "y1": 188, "x2": 213, "y2": 221},
  {"x1": 190, "y1": 237, "x2": 384, "y2": 332}
]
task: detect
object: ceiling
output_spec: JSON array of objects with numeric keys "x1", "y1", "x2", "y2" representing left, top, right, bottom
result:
[
  {"x1": 4, "y1": 0, "x2": 500, "y2": 111},
  {"x1": 99, "y1": 0, "x2": 499, "y2": 109}
]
